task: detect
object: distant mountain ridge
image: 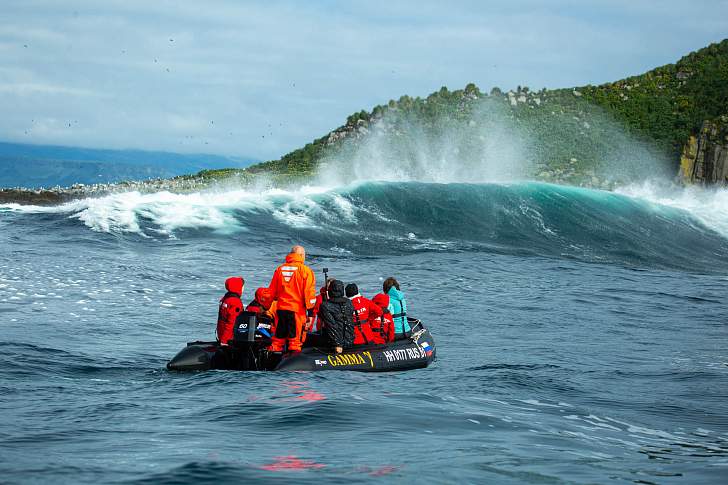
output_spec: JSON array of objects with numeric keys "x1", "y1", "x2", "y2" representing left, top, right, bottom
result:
[{"x1": 0, "y1": 142, "x2": 257, "y2": 188}]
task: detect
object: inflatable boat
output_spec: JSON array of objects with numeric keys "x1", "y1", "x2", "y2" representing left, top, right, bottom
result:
[{"x1": 167, "y1": 314, "x2": 436, "y2": 372}]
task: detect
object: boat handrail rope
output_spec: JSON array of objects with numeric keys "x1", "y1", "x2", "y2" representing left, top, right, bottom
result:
[
  {"x1": 410, "y1": 328, "x2": 426, "y2": 342},
  {"x1": 408, "y1": 318, "x2": 423, "y2": 331}
]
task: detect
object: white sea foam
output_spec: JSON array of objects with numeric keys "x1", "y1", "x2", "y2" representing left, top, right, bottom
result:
[
  {"x1": 616, "y1": 181, "x2": 728, "y2": 238},
  {"x1": 1, "y1": 185, "x2": 339, "y2": 236}
]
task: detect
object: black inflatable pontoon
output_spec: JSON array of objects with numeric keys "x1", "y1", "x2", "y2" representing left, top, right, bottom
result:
[{"x1": 167, "y1": 313, "x2": 436, "y2": 372}]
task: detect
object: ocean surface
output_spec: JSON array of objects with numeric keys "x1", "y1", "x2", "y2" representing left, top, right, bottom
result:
[{"x1": 1, "y1": 180, "x2": 727, "y2": 484}]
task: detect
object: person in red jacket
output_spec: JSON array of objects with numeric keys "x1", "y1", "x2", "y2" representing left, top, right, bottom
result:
[
  {"x1": 345, "y1": 283, "x2": 384, "y2": 345},
  {"x1": 246, "y1": 287, "x2": 277, "y2": 338},
  {"x1": 372, "y1": 293, "x2": 396, "y2": 343},
  {"x1": 217, "y1": 276, "x2": 244, "y2": 345}
]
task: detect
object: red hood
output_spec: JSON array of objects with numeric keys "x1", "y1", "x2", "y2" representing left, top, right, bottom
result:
[
  {"x1": 372, "y1": 293, "x2": 390, "y2": 308},
  {"x1": 255, "y1": 287, "x2": 273, "y2": 309},
  {"x1": 285, "y1": 252, "x2": 304, "y2": 264},
  {"x1": 225, "y1": 277, "x2": 244, "y2": 295}
]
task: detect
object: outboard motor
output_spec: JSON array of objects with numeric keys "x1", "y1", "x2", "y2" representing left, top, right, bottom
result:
[
  {"x1": 233, "y1": 311, "x2": 258, "y2": 343},
  {"x1": 230, "y1": 311, "x2": 276, "y2": 370}
]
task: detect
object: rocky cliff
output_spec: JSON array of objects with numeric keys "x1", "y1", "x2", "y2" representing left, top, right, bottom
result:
[{"x1": 679, "y1": 116, "x2": 728, "y2": 185}]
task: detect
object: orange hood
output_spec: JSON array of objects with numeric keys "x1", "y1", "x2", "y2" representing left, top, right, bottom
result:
[{"x1": 285, "y1": 252, "x2": 305, "y2": 264}]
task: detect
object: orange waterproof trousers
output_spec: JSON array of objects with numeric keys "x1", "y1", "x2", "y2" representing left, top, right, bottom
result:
[{"x1": 269, "y1": 310, "x2": 307, "y2": 352}]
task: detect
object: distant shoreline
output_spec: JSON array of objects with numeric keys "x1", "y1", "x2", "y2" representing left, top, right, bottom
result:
[{"x1": 0, "y1": 177, "x2": 212, "y2": 206}]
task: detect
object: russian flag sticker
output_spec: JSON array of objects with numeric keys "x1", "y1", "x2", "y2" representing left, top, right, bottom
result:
[{"x1": 420, "y1": 341, "x2": 433, "y2": 356}]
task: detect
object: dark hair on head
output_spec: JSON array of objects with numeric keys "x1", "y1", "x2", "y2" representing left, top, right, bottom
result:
[
  {"x1": 345, "y1": 283, "x2": 358, "y2": 298},
  {"x1": 382, "y1": 277, "x2": 400, "y2": 293}
]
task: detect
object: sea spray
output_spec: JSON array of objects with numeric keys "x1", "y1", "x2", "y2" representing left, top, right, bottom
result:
[
  {"x1": 315, "y1": 97, "x2": 532, "y2": 185},
  {"x1": 314, "y1": 94, "x2": 672, "y2": 187}
]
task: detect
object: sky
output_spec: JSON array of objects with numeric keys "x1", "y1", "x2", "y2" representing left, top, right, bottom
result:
[{"x1": 1, "y1": 0, "x2": 727, "y2": 161}]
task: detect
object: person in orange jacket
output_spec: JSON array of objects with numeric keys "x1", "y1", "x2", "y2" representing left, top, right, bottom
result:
[
  {"x1": 372, "y1": 293, "x2": 396, "y2": 343},
  {"x1": 217, "y1": 276, "x2": 244, "y2": 345},
  {"x1": 267, "y1": 245, "x2": 316, "y2": 353}
]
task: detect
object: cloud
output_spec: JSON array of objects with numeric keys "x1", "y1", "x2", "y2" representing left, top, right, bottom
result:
[
  {"x1": 0, "y1": 0, "x2": 726, "y2": 160},
  {"x1": 0, "y1": 82, "x2": 101, "y2": 97}
]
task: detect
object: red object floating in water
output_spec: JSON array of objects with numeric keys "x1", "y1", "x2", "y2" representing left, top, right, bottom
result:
[
  {"x1": 297, "y1": 390, "x2": 326, "y2": 401},
  {"x1": 260, "y1": 455, "x2": 326, "y2": 471}
]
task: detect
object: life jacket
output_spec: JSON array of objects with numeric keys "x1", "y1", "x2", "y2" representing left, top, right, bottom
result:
[
  {"x1": 268, "y1": 253, "x2": 317, "y2": 315},
  {"x1": 381, "y1": 311, "x2": 395, "y2": 342},
  {"x1": 349, "y1": 294, "x2": 384, "y2": 345},
  {"x1": 386, "y1": 287, "x2": 410, "y2": 338},
  {"x1": 372, "y1": 293, "x2": 395, "y2": 342},
  {"x1": 217, "y1": 277, "x2": 244, "y2": 345}
]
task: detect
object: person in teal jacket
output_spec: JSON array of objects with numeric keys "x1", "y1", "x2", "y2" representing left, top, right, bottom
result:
[{"x1": 383, "y1": 277, "x2": 410, "y2": 339}]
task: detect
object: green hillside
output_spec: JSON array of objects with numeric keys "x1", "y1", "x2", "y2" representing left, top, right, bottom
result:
[{"x1": 580, "y1": 39, "x2": 728, "y2": 157}]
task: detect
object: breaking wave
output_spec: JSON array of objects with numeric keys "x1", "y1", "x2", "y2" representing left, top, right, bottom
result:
[{"x1": 2, "y1": 181, "x2": 728, "y2": 271}]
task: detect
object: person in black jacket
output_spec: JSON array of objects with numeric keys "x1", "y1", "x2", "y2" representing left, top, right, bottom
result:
[{"x1": 318, "y1": 279, "x2": 355, "y2": 353}]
